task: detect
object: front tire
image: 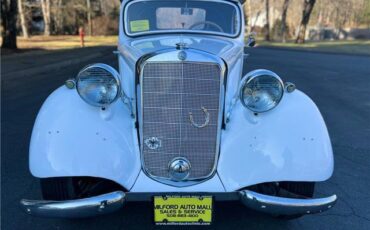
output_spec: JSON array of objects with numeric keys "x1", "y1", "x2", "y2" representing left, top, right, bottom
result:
[
  {"x1": 40, "y1": 177, "x2": 125, "y2": 201},
  {"x1": 277, "y1": 182, "x2": 315, "y2": 220},
  {"x1": 249, "y1": 181, "x2": 315, "y2": 220},
  {"x1": 41, "y1": 177, "x2": 76, "y2": 200}
]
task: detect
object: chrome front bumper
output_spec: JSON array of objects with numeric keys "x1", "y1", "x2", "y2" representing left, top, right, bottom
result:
[
  {"x1": 20, "y1": 190, "x2": 337, "y2": 218},
  {"x1": 20, "y1": 191, "x2": 125, "y2": 218},
  {"x1": 239, "y1": 190, "x2": 337, "y2": 215}
]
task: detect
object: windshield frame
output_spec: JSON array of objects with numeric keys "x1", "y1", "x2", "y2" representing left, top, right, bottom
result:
[{"x1": 123, "y1": 0, "x2": 242, "y2": 38}]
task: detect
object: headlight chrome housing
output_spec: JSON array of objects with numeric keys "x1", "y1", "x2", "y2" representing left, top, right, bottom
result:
[
  {"x1": 76, "y1": 63, "x2": 121, "y2": 107},
  {"x1": 239, "y1": 69, "x2": 284, "y2": 113}
]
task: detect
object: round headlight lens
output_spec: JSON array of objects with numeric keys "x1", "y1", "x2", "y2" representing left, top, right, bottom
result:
[
  {"x1": 240, "y1": 69, "x2": 284, "y2": 113},
  {"x1": 76, "y1": 64, "x2": 120, "y2": 107}
]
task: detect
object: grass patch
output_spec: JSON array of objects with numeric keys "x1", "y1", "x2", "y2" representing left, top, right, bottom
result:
[
  {"x1": 14, "y1": 35, "x2": 118, "y2": 50},
  {"x1": 257, "y1": 40, "x2": 370, "y2": 56},
  {"x1": 3, "y1": 36, "x2": 370, "y2": 56}
]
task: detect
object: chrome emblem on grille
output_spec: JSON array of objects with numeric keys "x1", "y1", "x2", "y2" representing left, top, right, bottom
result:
[
  {"x1": 169, "y1": 157, "x2": 191, "y2": 181},
  {"x1": 144, "y1": 137, "x2": 162, "y2": 150},
  {"x1": 189, "y1": 106, "x2": 210, "y2": 128},
  {"x1": 178, "y1": 51, "x2": 187, "y2": 61}
]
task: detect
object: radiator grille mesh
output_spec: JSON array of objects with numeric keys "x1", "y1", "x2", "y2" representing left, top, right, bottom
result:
[{"x1": 141, "y1": 62, "x2": 221, "y2": 179}]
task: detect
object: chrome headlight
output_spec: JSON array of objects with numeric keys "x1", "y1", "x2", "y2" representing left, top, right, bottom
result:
[
  {"x1": 239, "y1": 69, "x2": 284, "y2": 113},
  {"x1": 76, "y1": 64, "x2": 121, "y2": 107}
]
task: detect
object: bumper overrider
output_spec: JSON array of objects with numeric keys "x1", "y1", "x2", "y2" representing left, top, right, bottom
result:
[{"x1": 20, "y1": 190, "x2": 337, "y2": 218}]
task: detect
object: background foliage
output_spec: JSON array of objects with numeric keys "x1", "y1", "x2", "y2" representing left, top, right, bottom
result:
[{"x1": 1, "y1": 0, "x2": 370, "y2": 49}]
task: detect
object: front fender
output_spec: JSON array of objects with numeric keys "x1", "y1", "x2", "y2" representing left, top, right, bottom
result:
[
  {"x1": 218, "y1": 90, "x2": 334, "y2": 191},
  {"x1": 29, "y1": 86, "x2": 141, "y2": 190}
]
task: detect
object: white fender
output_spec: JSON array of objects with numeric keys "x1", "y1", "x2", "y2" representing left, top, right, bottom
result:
[
  {"x1": 29, "y1": 86, "x2": 141, "y2": 190},
  {"x1": 218, "y1": 90, "x2": 334, "y2": 191},
  {"x1": 30, "y1": 87, "x2": 333, "y2": 192}
]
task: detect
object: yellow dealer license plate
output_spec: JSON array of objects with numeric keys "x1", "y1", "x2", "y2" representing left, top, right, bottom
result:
[{"x1": 154, "y1": 196, "x2": 213, "y2": 225}]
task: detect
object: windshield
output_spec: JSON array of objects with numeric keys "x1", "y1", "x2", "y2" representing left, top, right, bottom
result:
[{"x1": 124, "y1": 0, "x2": 241, "y2": 37}]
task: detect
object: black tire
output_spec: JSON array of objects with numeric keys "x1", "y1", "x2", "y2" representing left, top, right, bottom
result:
[
  {"x1": 277, "y1": 182, "x2": 315, "y2": 220},
  {"x1": 40, "y1": 177, "x2": 77, "y2": 200},
  {"x1": 40, "y1": 177, "x2": 125, "y2": 201},
  {"x1": 248, "y1": 181, "x2": 315, "y2": 220},
  {"x1": 279, "y1": 182, "x2": 315, "y2": 198}
]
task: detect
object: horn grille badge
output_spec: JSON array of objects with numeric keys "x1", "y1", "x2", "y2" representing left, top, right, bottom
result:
[
  {"x1": 144, "y1": 137, "x2": 162, "y2": 150},
  {"x1": 178, "y1": 51, "x2": 187, "y2": 61},
  {"x1": 189, "y1": 106, "x2": 210, "y2": 128}
]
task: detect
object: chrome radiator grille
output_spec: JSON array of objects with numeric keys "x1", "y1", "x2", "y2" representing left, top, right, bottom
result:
[{"x1": 141, "y1": 62, "x2": 222, "y2": 180}]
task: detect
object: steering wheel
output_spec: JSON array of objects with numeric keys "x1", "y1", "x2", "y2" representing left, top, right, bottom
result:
[{"x1": 189, "y1": 21, "x2": 224, "y2": 33}]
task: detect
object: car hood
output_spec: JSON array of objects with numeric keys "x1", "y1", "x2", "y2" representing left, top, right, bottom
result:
[{"x1": 118, "y1": 34, "x2": 244, "y2": 67}]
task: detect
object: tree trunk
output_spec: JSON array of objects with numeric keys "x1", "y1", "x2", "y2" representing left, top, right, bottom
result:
[
  {"x1": 296, "y1": 0, "x2": 316, "y2": 44},
  {"x1": 264, "y1": 0, "x2": 270, "y2": 41},
  {"x1": 53, "y1": 0, "x2": 64, "y2": 34},
  {"x1": 41, "y1": 0, "x2": 51, "y2": 36},
  {"x1": 243, "y1": 2, "x2": 248, "y2": 33},
  {"x1": 86, "y1": 0, "x2": 92, "y2": 36},
  {"x1": 1, "y1": 0, "x2": 18, "y2": 49},
  {"x1": 281, "y1": 0, "x2": 290, "y2": 43},
  {"x1": 246, "y1": 0, "x2": 252, "y2": 32},
  {"x1": 317, "y1": 9, "x2": 322, "y2": 27},
  {"x1": 18, "y1": 0, "x2": 29, "y2": 38}
]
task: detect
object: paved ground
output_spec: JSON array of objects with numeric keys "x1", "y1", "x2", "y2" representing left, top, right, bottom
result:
[{"x1": 2, "y1": 46, "x2": 370, "y2": 230}]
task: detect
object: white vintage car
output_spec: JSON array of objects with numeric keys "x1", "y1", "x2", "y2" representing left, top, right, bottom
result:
[{"x1": 21, "y1": 0, "x2": 337, "y2": 224}]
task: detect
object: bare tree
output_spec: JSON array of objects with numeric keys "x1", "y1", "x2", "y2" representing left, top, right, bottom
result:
[
  {"x1": 52, "y1": 0, "x2": 64, "y2": 34},
  {"x1": 244, "y1": 0, "x2": 253, "y2": 32},
  {"x1": 281, "y1": 0, "x2": 290, "y2": 42},
  {"x1": 41, "y1": 0, "x2": 51, "y2": 36},
  {"x1": 296, "y1": 0, "x2": 316, "y2": 43},
  {"x1": 1, "y1": 0, "x2": 18, "y2": 49},
  {"x1": 243, "y1": 1, "x2": 248, "y2": 32},
  {"x1": 86, "y1": 0, "x2": 92, "y2": 36},
  {"x1": 18, "y1": 0, "x2": 29, "y2": 38},
  {"x1": 265, "y1": 0, "x2": 270, "y2": 41}
]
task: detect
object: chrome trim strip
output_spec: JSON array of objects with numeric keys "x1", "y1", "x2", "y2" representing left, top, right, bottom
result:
[
  {"x1": 145, "y1": 136, "x2": 217, "y2": 141},
  {"x1": 144, "y1": 121, "x2": 217, "y2": 126},
  {"x1": 20, "y1": 191, "x2": 125, "y2": 218},
  {"x1": 143, "y1": 106, "x2": 218, "y2": 111},
  {"x1": 143, "y1": 76, "x2": 220, "y2": 82},
  {"x1": 144, "y1": 92, "x2": 219, "y2": 96},
  {"x1": 137, "y1": 48, "x2": 226, "y2": 187},
  {"x1": 239, "y1": 190, "x2": 337, "y2": 215},
  {"x1": 123, "y1": 0, "x2": 242, "y2": 38}
]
